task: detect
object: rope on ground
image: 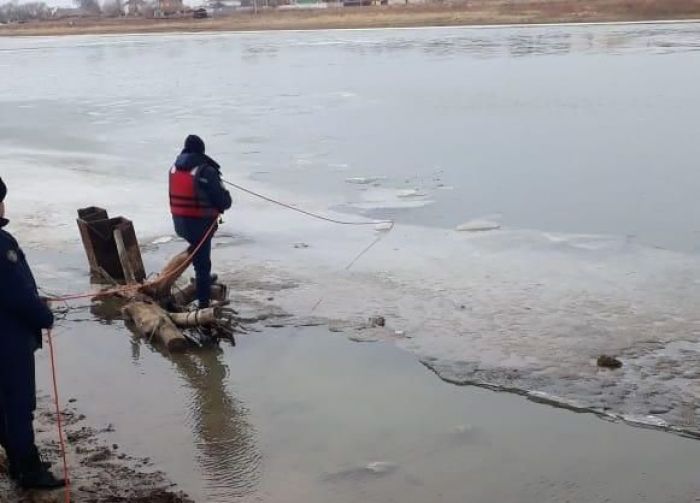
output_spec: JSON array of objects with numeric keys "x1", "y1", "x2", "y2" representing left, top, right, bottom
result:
[
  {"x1": 46, "y1": 180, "x2": 394, "y2": 304},
  {"x1": 48, "y1": 286, "x2": 137, "y2": 302},
  {"x1": 223, "y1": 179, "x2": 393, "y2": 226},
  {"x1": 344, "y1": 224, "x2": 394, "y2": 271},
  {"x1": 159, "y1": 218, "x2": 218, "y2": 286},
  {"x1": 46, "y1": 329, "x2": 71, "y2": 503},
  {"x1": 310, "y1": 221, "x2": 395, "y2": 313},
  {"x1": 46, "y1": 220, "x2": 218, "y2": 303}
]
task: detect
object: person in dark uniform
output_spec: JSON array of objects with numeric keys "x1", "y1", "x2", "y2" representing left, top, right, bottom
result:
[
  {"x1": 169, "y1": 135, "x2": 232, "y2": 308},
  {"x1": 0, "y1": 177, "x2": 65, "y2": 489}
]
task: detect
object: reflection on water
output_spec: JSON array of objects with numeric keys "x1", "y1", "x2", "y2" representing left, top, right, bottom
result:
[
  {"x1": 172, "y1": 349, "x2": 262, "y2": 499},
  {"x1": 220, "y1": 330, "x2": 700, "y2": 503},
  {"x1": 90, "y1": 297, "x2": 128, "y2": 325},
  {"x1": 3, "y1": 23, "x2": 700, "y2": 59},
  {"x1": 232, "y1": 24, "x2": 700, "y2": 58},
  {"x1": 130, "y1": 337, "x2": 262, "y2": 500}
]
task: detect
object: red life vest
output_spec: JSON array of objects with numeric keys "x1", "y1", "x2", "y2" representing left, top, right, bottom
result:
[{"x1": 169, "y1": 166, "x2": 219, "y2": 218}]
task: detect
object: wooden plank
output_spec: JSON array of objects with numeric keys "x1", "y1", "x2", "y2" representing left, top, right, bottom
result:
[
  {"x1": 77, "y1": 208, "x2": 147, "y2": 285},
  {"x1": 78, "y1": 207, "x2": 109, "y2": 222},
  {"x1": 114, "y1": 228, "x2": 137, "y2": 284},
  {"x1": 116, "y1": 219, "x2": 146, "y2": 282},
  {"x1": 77, "y1": 219, "x2": 102, "y2": 281},
  {"x1": 77, "y1": 207, "x2": 115, "y2": 283}
]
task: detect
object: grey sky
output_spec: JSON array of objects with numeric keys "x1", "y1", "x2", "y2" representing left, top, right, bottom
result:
[
  {"x1": 15, "y1": 0, "x2": 88, "y2": 7},
  {"x1": 34, "y1": 0, "x2": 76, "y2": 7}
]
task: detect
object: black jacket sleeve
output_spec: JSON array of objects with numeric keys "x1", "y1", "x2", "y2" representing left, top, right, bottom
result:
[
  {"x1": 198, "y1": 165, "x2": 232, "y2": 214},
  {"x1": 0, "y1": 244, "x2": 54, "y2": 332}
]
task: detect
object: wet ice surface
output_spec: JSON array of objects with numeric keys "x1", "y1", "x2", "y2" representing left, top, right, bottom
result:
[
  {"x1": 212, "y1": 214, "x2": 700, "y2": 436},
  {"x1": 3, "y1": 23, "x2": 700, "y2": 249},
  {"x1": 3, "y1": 23, "x2": 700, "y2": 442},
  {"x1": 35, "y1": 312, "x2": 700, "y2": 503}
]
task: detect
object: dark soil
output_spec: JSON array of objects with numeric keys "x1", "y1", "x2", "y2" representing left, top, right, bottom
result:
[{"x1": 0, "y1": 396, "x2": 193, "y2": 503}]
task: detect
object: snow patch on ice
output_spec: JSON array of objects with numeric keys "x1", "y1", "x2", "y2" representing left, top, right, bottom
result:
[
  {"x1": 455, "y1": 219, "x2": 501, "y2": 232},
  {"x1": 345, "y1": 176, "x2": 385, "y2": 185}
]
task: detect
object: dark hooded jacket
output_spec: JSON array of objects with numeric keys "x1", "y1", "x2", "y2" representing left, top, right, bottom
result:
[
  {"x1": 172, "y1": 150, "x2": 232, "y2": 216},
  {"x1": 0, "y1": 177, "x2": 54, "y2": 352}
]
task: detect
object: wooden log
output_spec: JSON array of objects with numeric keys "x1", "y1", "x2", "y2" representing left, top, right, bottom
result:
[
  {"x1": 169, "y1": 308, "x2": 219, "y2": 327},
  {"x1": 122, "y1": 301, "x2": 188, "y2": 352},
  {"x1": 140, "y1": 249, "x2": 191, "y2": 300}
]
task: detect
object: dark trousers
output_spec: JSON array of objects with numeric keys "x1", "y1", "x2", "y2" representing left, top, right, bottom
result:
[
  {"x1": 0, "y1": 335, "x2": 37, "y2": 467},
  {"x1": 173, "y1": 216, "x2": 216, "y2": 307}
]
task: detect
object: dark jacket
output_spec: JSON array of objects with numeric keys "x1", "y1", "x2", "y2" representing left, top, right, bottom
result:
[
  {"x1": 173, "y1": 153, "x2": 232, "y2": 215},
  {"x1": 0, "y1": 219, "x2": 53, "y2": 351}
]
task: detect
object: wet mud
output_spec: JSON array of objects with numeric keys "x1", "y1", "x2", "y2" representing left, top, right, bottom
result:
[{"x1": 0, "y1": 396, "x2": 192, "y2": 503}]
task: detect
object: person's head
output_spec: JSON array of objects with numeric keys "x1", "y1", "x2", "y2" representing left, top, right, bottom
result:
[
  {"x1": 0, "y1": 177, "x2": 6, "y2": 219},
  {"x1": 183, "y1": 135, "x2": 205, "y2": 155}
]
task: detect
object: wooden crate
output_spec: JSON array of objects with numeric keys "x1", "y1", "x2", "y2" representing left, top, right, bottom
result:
[{"x1": 77, "y1": 207, "x2": 146, "y2": 284}]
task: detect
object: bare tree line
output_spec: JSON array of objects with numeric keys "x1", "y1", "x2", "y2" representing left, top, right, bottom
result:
[
  {"x1": 0, "y1": 0, "x2": 131, "y2": 22},
  {"x1": 0, "y1": 2, "x2": 51, "y2": 22}
]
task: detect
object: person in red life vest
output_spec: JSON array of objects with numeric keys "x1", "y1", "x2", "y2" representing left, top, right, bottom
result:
[{"x1": 169, "y1": 135, "x2": 232, "y2": 308}]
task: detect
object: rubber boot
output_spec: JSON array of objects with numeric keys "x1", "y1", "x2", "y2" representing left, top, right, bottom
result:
[
  {"x1": 18, "y1": 467, "x2": 65, "y2": 490},
  {"x1": 16, "y1": 449, "x2": 65, "y2": 490},
  {"x1": 9, "y1": 460, "x2": 52, "y2": 481}
]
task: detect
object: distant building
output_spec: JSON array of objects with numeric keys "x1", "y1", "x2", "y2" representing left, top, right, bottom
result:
[
  {"x1": 205, "y1": 0, "x2": 241, "y2": 15},
  {"x1": 125, "y1": 0, "x2": 146, "y2": 15},
  {"x1": 155, "y1": 0, "x2": 185, "y2": 16}
]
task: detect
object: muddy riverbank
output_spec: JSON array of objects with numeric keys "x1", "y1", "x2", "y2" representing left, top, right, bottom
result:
[
  {"x1": 1, "y1": 0, "x2": 700, "y2": 37},
  {"x1": 13, "y1": 284, "x2": 700, "y2": 503},
  {"x1": 0, "y1": 394, "x2": 193, "y2": 502}
]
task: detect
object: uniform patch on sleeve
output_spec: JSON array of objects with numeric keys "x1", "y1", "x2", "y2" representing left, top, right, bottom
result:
[{"x1": 6, "y1": 249, "x2": 18, "y2": 263}]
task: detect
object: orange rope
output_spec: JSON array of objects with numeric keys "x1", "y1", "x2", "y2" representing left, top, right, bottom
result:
[
  {"x1": 40, "y1": 220, "x2": 218, "y2": 503},
  {"x1": 48, "y1": 219, "x2": 218, "y2": 303},
  {"x1": 155, "y1": 218, "x2": 218, "y2": 286},
  {"x1": 46, "y1": 329, "x2": 71, "y2": 503},
  {"x1": 50, "y1": 177, "x2": 395, "y2": 303},
  {"x1": 50, "y1": 284, "x2": 138, "y2": 302},
  {"x1": 223, "y1": 179, "x2": 393, "y2": 226}
]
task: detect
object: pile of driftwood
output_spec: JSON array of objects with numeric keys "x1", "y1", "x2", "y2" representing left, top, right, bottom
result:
[
  {"x1": 77, "y1": 207, "x2": 240, "y2": 352},
  {"x1": 124, "y1": 272, "x2": 239, "y2": 351}
]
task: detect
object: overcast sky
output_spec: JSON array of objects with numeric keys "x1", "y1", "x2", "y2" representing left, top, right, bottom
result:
[
  {"x1": 37, "y1": 0, "x2": 80, "y2": 7},
  {"x1": 22, "y1": 0, "x2": 100, "y2": 8}
]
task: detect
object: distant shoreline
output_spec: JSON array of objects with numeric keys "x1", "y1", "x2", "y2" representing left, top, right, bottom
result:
[{"x1": 1, "y1": 0, "x2": 700, "y2": 37}]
